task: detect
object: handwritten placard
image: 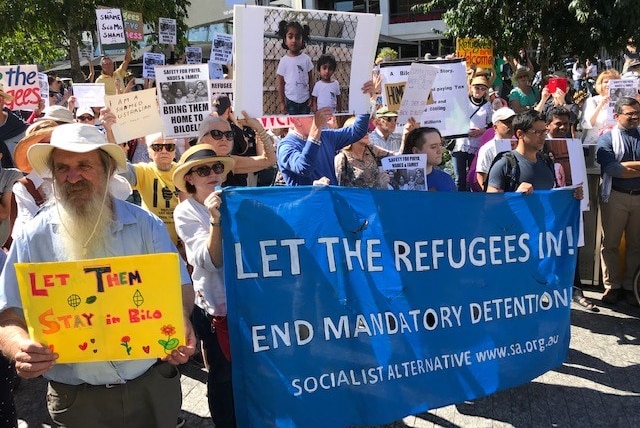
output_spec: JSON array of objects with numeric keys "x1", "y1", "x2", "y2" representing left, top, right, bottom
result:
[
  {"x1": 123, "y1": 10, "x2": 144, "y2": 42},
  {"x1": 159, "y1": 18, "x2": 177, "y2": 45},
  {"x1": 0, "y1": 65, "x2": 42, "y2": 110},
  {"x1": 396, "y1": 63, "x2": 438, "y2": 128},
  {"x1": 210, "y1": 33, "x2": 233, "y2": 65},
  {"x1": 96, "y1": 8, "x2": 126, "y2": 46},
  {"x1": 456, "y1": 38, "x2": 494, "y2": 69},
  {"x1": 71, "y1": 83, "x2": 106, "y2": 108},
  {"x1": 106, "y1": 88, "x2": 162, "y2": 143},
  {"x1": 16, "y1": 253, "x2": 185, "y2": 364}
]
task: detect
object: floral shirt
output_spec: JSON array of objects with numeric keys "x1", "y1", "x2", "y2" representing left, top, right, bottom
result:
[{"x1": 335, "y1": 144, "x2": 393, "y2": 188}]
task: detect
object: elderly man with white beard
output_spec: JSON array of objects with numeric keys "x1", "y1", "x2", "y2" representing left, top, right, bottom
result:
[{"x1": 0, "y1": 124, "x2": 195, "y2": 428}]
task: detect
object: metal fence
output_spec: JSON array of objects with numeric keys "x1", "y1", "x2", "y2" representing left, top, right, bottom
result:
[{"x1": 262, "y1": 10, "x2": 357, "y2": 114}]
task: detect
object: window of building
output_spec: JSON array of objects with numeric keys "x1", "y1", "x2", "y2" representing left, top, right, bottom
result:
[{"x1": 317, "y1": 0, "x2": 380, "y2": 14}]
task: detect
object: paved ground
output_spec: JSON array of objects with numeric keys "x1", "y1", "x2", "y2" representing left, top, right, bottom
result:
[{"x1": 15, "y1": 288, "x2": 640, "y2": 428}]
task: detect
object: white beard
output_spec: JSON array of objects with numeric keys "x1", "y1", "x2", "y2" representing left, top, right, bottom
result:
[{"x1": 54, "y1": 179, "x2": 113, "y2": 260}]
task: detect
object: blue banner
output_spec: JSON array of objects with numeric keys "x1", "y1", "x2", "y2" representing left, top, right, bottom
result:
[{"x1": 221, "y1": 187, "x2": 580, "y2": 428}]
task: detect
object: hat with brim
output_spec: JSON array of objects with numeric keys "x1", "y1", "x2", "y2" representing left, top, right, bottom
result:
[
  {"x1": 376, "y1": 106, "x2": 398, "y2": 117},
  {"x1": 471, "y1": 76, "x2": 490, "y2": 87},
  {"x1": 173, "y1": 145, "x2": 235, "y2": 193},
  {"x1": 27, "y1": 123, "x2": 127, "y2": 176},
  {"x1": 0, "y1": 83, "x2": 13, "y2": 102},
  {"x1": 14, "y1": 128, "x2": 56, "y2": 173},
  {"x1": 514, "y1": 68, "x2": 532, "y2": 80},
  {"x1": 36, "y1": 105, "x2": 75, "y2": 124}
]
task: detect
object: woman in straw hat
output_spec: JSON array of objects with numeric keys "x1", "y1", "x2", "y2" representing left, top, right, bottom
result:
[
  {"x1": 172, "y1": 145, "x2": 237, "y2": 428},
  {"x1": 509, "y1": 68, "x2": 538, "y2": 113}
]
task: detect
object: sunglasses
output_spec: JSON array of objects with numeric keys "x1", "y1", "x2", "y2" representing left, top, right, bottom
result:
[
  {"x1": 150, "y1": 143, "x2": 176, "y2": 152},
  {"x1": 77, "y1": 115, "x2": 94, "y2": 122},
  {"x1": 118, "y1": 142, "x2": 129, "y2": 147},
  {"x1": 381, "y1": 117, "x2": 397, "y2": 122},
  {"x1": 208, "y1": 129, "x2": 235, "y2": 140},
  {"x1": 189, "y1": 162, "x2": 226, "y2": 177}
]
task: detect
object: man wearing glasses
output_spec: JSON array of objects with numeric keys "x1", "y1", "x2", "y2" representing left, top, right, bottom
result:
[
  {"x1": 486, "y1": 109, "x2": 582, "y2": 200},
  {"x1": 596, "y1": 97, "x2": 640, "y2": 306},
  {"x1": 369, "y1": 106, "x2": 401, "y2": 152},
  {"x1": 120, "y1": 132, "x2": 181, "y2": 245}
]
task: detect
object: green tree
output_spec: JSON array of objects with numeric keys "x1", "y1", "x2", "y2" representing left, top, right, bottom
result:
[
  {"x1": 412, "y1": 0, "x2": 640, "y2": 73},
  {"x1": 0, "y1": 0, "x2": 191, "y2": 81}
]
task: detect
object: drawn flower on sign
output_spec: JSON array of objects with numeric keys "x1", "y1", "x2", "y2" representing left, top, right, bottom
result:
[
  {"x1": 133, "y1": 289, "x2": 144, "y2": 307},
  {"x1": 121, "y1": 335, "x2": 132, "y2": 355},
  {"x1": 158, "y1": 324, "x2": 179, "y2": 353},
  {"x1": 67, "y1": 294, "x2": 81, "y2": 309}
]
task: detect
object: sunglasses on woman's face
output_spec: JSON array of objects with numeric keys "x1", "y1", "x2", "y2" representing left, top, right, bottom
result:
[
  {"x1": 77, "y1": 115, "x2": 94, "y2": 122},
  {"x1": 150, "y1": 143, "x2": 176, "y2": 152},
  {"x1": 208, "y1": 129, "x2": 235, "y2": 140},
  {"x1": 189, "y1": 162, "x2": 226, "y2": 177}
]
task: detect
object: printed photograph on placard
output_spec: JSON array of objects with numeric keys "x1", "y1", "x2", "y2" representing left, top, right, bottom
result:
[{"x1": 234, "y1": 6, "x2": 381, "y2": 118}]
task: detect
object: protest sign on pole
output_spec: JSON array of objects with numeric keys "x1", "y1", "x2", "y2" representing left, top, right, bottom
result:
[
  {"x1": 159, "y1": 18, "x2": 177, "y2": 45},
  {"x1": 185, "y1": 47, "x2": 203, "y2": 64},
  {"x1": 380, "y1": 59, "x2": 471, "y2": 138},
  {"x1": 209, "y1": 33, "x2": 233, "y2": 65},
  {"x1": 16, "y1": 253, "x2": 185, "y2": 364},
  {"x1": 105, "y1": 89, "x2": 162, "y2": 144},
  {"x1": 221, "y1": 186, "x2": 580, "y2": 428},
  {"x1": 122, "y1": 10, "x2": 144, "y2": 42},
  {"x1": 143, "y1": 52, "x2": 166, "y2": 79},
  {"x1": 38, "y1": 72, "x2": 50, "y2": 108},
  {"x1": 234, "y1": 6, "x2": 381, "y2": 117},
  {"x1": 155, "y1": 64, "x2": 210, "y2": 139},
  {"x1": 71, "y1": 83, "x2": 106, "y2": 108},
  {"x1": 396, "y1": 63, "x2": 438, "y2": 129},
  {"x1": 0, "y1": 65, "x2": 42, "y2": 110},
  {"x1": 96, "y1": 8, "x2": 127, "y2": 52},
  {"x1": 456, "y1": 38, "x2": 494, "y2": 69}
]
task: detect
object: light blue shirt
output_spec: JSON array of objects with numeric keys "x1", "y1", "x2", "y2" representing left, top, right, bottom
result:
[{"x1": 0, "y1": 198, "x2": 191, "y2": 385}]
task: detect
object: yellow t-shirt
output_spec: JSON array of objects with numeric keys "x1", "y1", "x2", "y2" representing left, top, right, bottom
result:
[
  {"x1": 96, "y1": 64, "x2": 127, "y2": 96},
  {"x1": 131, "y1": 162, "x2": 180, "y2": 245}
]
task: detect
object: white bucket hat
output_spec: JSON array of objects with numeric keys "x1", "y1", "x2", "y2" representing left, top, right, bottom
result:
[
  {"x1": 27, "y1": 123, "x2": 127, "y2": 176},
  {"x1": 36, "y1": 105, "x2": 75, "y2": 123}
]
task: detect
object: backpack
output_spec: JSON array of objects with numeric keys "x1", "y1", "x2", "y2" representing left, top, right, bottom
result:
[{"x1": 484, "y1": 151, "x2": 556, "y2": 192}]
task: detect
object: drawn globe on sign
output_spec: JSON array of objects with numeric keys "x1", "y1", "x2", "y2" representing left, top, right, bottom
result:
[
  {"x1": 67, "y1": 294, "x2": 82, "y2": 309},
  {"x1": 133, "y1": 289, "x2": 144, "y2": 307}
]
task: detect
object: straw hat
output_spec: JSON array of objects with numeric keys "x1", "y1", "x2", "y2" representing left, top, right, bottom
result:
[
  {"x1": 35, "y1": 105, "x2": 75, "y2": 124},
  {"x1": 27, "y1": 123, "x2": 127, "y2": 176},
  {"x1": 172, "y1": 145, "x2": 235, "y2": 193},
  {"x1": 14, "y1": 120, "x2": 59, "y2": 173},
  {"x1": 0, "y1": 83, "x2": 13, "y2": 102}
]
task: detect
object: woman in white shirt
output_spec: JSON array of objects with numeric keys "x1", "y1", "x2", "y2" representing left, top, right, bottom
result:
[{"x1": 581, "y1": 69, "x2": 620, "y2": 146}]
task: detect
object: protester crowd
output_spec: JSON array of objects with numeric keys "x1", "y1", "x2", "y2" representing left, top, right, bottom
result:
[{"x1": 0, "y1": 38, "x2": 639, "y2": 428}]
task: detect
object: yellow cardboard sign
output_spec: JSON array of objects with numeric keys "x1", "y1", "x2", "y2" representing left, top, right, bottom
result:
[
  {"x1": 15, "y1": 253, "x2": 185, "y2": 364},
  {"x1": 456, "y1": 38, "x2": 494, "y2": 69}
]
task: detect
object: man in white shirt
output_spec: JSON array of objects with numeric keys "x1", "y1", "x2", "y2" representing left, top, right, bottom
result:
[{"x1": 475, "y1": 107, "x2": 516, "y2": 189}]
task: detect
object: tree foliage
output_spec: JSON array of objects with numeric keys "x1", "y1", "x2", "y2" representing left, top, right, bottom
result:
[
  {"x1": 412, "y1": 0, "x2": 640, "y2": 72},
  {"x1": 0, "y1": 0, "x2": 191, "y2": 80}
]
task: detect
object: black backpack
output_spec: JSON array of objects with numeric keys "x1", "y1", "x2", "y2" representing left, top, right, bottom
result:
[{"x1": 484, "y1": 151, "x2": 557, "y2": 192}]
